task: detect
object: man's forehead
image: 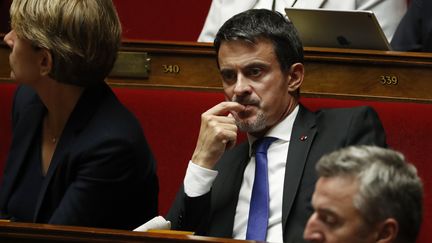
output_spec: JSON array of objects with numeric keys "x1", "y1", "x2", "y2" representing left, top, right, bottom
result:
[
  {"x1": 312, "y1": 176, "x2": 361, "y2": 221},
  {"x1": 218, "y1": 38, "x2": 274, "y2": 52},
  {"x1": 313, "y1": 176, "x2": 359, "y2": 205},
  {"x1": 217, "y1": 39, "x2": 276, "y2": 67}
]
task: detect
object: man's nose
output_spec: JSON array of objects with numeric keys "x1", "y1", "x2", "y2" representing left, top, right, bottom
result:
[
  {"x1": 233, "y1": 73, "x2": 252, "y2": 95},
  {"x1": 303, "y1": 213, "x2": 324, "y2": 242}
]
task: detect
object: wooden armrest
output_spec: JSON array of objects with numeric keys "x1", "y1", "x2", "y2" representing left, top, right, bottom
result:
[{"x1": 147, "y1": 229, "x2": 194, "y2": 235}]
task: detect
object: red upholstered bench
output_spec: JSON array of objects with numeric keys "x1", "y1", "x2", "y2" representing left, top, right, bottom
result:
[
  {"x1": 112, "y1": 87, "x2": 228, "y2": 216},
  {"x1": 0, "y1": 83, "x2": 430, "y2": 243},
  {"x1": 0, "y1": 82, "x2": 16, "y2": 179},
  {"x1": 115, "y1": 87, "x2": 432, "y2": 243}
]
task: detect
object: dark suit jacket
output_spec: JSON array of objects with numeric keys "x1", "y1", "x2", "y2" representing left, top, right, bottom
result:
[
  {"x1": 391, "y1": 0, "x2": 432, "y2": 52},
  {"x1": 167, "y1": 104, "x2": 387, "y2": 242},
  {"x1": 0, "y1": 82, "x2": 158, "y2": 230}
]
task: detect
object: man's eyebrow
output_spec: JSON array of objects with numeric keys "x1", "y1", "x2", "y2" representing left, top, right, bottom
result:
[
  {"x1": 316, "y1": 208, "x2": 334, "y2": 214},
  {"x1": 315, "y1": 207, "x2": 339, "y2": 219},
  {"x1": 219, "y1": 60, "x2": 270, "y2": 72},
  {"x1": 219, "y1": 67, "x2": 234, "y2": 73},
  {"x1": 244, "y1": 62, "x2": 268, "y2": 68}
]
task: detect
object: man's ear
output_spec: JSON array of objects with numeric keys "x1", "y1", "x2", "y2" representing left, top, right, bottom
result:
[
  {"x1": 287, "y1": 63, "x2": 304, "y2": 92},
  {"x1": 39, "y1": 48, "x2": 53, "y2": 77},
  {"x1": 376, "y1": 218, "x2": 399, "y2": 243}
]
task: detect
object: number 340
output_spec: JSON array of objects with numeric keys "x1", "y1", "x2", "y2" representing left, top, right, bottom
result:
[{"x1": 162, "y1": 65, "x2": 180, "y2": 73}]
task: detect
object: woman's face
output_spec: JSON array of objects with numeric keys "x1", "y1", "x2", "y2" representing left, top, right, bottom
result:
[{"x1": 4, "y1": 30, "x2": 45, "y2": 84}]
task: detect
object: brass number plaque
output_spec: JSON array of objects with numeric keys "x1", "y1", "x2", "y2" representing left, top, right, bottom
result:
[
  {"x1": 110, "y1": 52, "x2": 150, "y2": 79},
  {"x1": 162, "y1": 65, "x2": 180, "y2": 74},
  {"x1": 379, "y1": 75, "x2": 398, "y2": 85}
]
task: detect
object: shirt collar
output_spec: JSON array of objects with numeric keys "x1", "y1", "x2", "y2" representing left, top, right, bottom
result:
[{"x1": 247, "y1": 105, "x2": 299, "y2": 155}]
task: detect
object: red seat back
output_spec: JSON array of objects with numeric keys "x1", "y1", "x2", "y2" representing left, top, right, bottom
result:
[{"x1": 0, "y1": 84, "x2": 430, "y2": 242}]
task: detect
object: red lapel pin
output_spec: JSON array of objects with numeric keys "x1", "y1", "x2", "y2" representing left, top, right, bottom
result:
[{"x1": 300, "y1": 135, "x2": 308, "y2": 141}]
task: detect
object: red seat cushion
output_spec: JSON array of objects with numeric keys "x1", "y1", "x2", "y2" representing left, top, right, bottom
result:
[
  {"x1": 0, "y1": 83, "x2": 17, "y2": 184},
  {"x1": 113, "y1": 88, "x2": 227, "y2": 216},
  {"x1": 0, "y1": 85, "x2": 430, "y2": 242}
]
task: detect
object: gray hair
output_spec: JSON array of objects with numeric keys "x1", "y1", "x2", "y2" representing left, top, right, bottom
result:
[{"x1": 316, "y1": 145, "x2": 423, "y2": 243}]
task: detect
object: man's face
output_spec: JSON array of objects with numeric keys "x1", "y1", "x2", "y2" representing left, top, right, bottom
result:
[
  {"x1": 303, "y1": 176, "x2": 378, "y2": 243},
  {"x1": 218, "y1": 39, "x2": 301, "y2": 137}
]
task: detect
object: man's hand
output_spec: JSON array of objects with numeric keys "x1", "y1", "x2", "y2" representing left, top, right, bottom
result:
[{"x1": 191, "y1": 102, "x2": 245, "y2": 169}]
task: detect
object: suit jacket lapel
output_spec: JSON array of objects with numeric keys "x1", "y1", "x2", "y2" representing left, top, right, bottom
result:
[
  {"x1": 0, "y1": 101, "x2": 45, "y2": 210},
  {"x1": 209, "y1": 142, "x2": 250, "y2": 237},
  {"x1": 281, "y1": 105, "x2": 316, "y2": 232}
]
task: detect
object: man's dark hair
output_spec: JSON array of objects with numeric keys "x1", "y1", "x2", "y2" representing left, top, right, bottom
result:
[{"x1": 214, "y1": 9, "x2": 304, "y2": 74}]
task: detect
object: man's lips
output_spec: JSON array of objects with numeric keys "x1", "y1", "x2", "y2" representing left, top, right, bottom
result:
[
  {"x1": 243, "y1": 104, "x2": 256, "y2": 111},
  {"x1": 236, "y1": 99, "x2": 259, "y2": 106},
  {"x1": 235, "y1": 104, "x2": 257, "y2": 118}
]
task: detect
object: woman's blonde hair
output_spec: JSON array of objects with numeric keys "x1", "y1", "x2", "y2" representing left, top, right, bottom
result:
[{"x1": 10, "y1": 0, "x2": 122, "y2": 86}]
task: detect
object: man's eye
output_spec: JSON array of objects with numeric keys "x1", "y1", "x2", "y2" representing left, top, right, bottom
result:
[
  {"x1": 221, "y1": 71, "x2": 236, "y2": 83},
  {"x1": 246, "y1": 68, "x2": 262, "y2": 77},
  {"x1": 320, "y1": 213, "x2": 338, "y2": 227}
]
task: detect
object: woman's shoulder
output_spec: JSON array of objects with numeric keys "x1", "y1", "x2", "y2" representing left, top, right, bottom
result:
[
  {"x1": 12, "y1": 85, "x2": 43, "y2": 118},
  {"x1": 13, "y1": 85, "x2": 40, "y2": 106}
]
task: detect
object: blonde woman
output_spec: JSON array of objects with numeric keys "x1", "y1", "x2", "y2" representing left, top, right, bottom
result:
[{"x1": 0, "y1": 0, "x2": 158, "y2": 229}]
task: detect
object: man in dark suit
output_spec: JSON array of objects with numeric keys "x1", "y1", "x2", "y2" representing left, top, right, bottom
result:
[
  {"x1": 167, "y1": 9, "x2": 386, "y2": 242},
  {"x1": 391, "y1": 0, "x2": 432, "y2": 52}
]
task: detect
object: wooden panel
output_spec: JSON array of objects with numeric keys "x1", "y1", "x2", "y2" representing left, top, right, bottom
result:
[
  {"x1": 109, "y1": 40, "x2": 221, "y2": 89},
  {"x1": 1, "y1": 38, "x2": 432, "y2": 102},
  {"x1": 301, "y1": 48, "x2": 432, "y2": 102}
]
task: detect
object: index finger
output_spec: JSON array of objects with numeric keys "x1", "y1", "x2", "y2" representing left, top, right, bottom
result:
[{"x1": 204, "y1": 101, "x2": 245, "y2": 116}]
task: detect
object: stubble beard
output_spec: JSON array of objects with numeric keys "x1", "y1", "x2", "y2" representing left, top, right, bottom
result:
[
  {"x1": 235, "y1": 111, "x2": 267, "y2": 133},
  {"x1": 231, "y1": 95, "x2": 267, "y2": 133}
]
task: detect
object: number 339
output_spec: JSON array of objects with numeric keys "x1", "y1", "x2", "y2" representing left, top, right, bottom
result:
[{"x1": 380, "y1": 75, "x2": 398, "y2": 85}]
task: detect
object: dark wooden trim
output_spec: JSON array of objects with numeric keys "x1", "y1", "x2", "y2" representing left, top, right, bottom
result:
[
  {"x1": 0, "y1": 221, "x2": 247, "y2": 243},
  {"x1": 2, "y1": 39, "x2": 432, "y2": 102}
]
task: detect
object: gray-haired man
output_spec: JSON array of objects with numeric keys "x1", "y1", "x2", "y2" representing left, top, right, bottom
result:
[{"x1": 304, "y1": 145, "x2": 423, "y2": 243}]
